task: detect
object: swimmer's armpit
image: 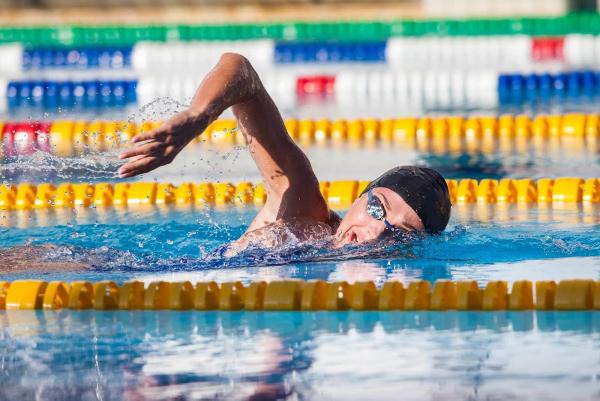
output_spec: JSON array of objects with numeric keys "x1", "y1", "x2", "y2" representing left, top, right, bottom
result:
[{"x1": 0, "y1": 245, "x2": 89, "y2": 273}]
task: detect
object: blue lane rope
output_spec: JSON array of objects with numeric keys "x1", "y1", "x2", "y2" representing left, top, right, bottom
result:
[{"x1": 6, "y1": 79, "x2": 137, "y2": 109}]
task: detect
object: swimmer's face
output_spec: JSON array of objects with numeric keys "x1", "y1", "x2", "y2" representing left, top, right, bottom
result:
[{"x1": 334, "y1": 187, "x2": 424, "y2": 247}]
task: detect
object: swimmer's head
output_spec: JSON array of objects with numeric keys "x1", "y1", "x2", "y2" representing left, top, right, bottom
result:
[{"x1": 334, "y1": 166, "x2": 451, "y2": 247}]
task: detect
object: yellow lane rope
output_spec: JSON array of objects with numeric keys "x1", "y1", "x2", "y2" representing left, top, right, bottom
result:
[
  {"x1": 1, "y1": 178, "x2": 599, "y2": 211},
  {"x1": 4, "y1": 113, "x2": 600, "y2": 157},
  {"x1": 1, "y1": 279, "x2": 599, "y2": 311}
]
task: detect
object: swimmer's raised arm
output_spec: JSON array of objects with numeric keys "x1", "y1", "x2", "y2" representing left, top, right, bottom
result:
[{"x1": 118, "y1": 52, "x2": 329, "y2": 231}]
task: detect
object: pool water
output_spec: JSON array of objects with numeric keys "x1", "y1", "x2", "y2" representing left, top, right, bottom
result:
[
  {"x1": 2, "y1": 94, "x2": 600, "y2": 401},
  {"x1": 1, "y1": 203, "x2": 600, "y2": 400},
  {"x1": 1, "y1": 206, "x2": 600, "y2": 284},
  {"x1": 2, "y1": 310, "x2": 600, "y2": 401}
]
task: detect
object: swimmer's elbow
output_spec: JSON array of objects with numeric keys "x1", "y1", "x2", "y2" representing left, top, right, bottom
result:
[
  {"x1": 219, "y1": 52, "x2": 264, "y2": 100},
  {"x1": 220, "y1": 52, "x2": 248, "y2": 65},
  {"x1": 219, "y1": 52, "x2": 254, "y2": 76},
  {"x1": 218, "y1": 52, "x2": 263, "y2": 94}
]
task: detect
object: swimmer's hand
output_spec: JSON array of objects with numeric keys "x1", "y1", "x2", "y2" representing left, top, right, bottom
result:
[
  {"x1": 118, "y1": 109, "x2": 209, "y2": 178},
  {"x1": 118, "y1": 53, "x2": 266, "y2": 179}
]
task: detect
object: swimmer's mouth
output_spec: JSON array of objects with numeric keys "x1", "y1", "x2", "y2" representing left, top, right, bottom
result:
[{"x1": 333, "y1": 230, "x2": 419, "y2": 249}]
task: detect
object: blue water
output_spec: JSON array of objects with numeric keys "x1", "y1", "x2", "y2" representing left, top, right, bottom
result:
[
  {"x1": 1, "y1": 310, "x2": 600, "y2": 401},
  {"x1": 1, "y1": 206, "x2": 599, "y2": 285},
  {"x1": 1, "y1": 204, "x2": 599, "y2": 400}
]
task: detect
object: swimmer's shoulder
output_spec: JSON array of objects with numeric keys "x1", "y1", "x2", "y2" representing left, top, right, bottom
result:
[{"x1": 224, "y1": 214, "x2": 338, "y2": 257}]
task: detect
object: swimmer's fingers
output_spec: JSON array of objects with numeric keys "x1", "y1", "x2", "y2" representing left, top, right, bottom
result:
[
  {"x1": 132, "y1": 110, "x2": 204, "y2": 144},
  {"x1": 118, "y1": 155, "x2": 163, "y2": 178},
  {"x1": 130, "y1": 127, "x2": 168, "y2": 144},
  {"x1": 131, "y1": 110, "x2": 198, "y2": 143},
  {"x1": 118, "y1": 141, "x2": 163, "y2": 160}
]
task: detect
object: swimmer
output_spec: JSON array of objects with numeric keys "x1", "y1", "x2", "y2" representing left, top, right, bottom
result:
[
  {"x1": 0, "y1": 53, "x2": 450, "y2": 272},
  {"x1": 118, "y1": 53, "x2": 451, "y2": 254}
]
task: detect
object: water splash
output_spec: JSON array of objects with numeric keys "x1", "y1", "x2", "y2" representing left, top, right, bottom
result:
[
  {"x1": 0, "y1": 97, "x2": 199, "y2": 185},
  {"x1": 128, "y1": 96, "x2": 190, "y2": 125},
  {"x1": 1, "y1": 224, "x2": 426, "y2": 273},
  {"x1": 0, "y1": 151, "x2": 124, "y2": 184}
]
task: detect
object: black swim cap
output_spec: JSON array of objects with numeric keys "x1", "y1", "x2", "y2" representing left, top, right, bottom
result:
[{"x1": 361, "y1": 166, "x2": 451, "y2": 233}]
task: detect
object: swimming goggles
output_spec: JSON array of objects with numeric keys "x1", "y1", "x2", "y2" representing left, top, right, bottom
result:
[{"x1": 366, "y1": 189, "x2": 396, "y2": 232}]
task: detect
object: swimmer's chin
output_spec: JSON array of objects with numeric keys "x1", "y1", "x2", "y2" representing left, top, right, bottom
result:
[{"x1": 331, "y1": 237, "x2": 379, "y2": 249}]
